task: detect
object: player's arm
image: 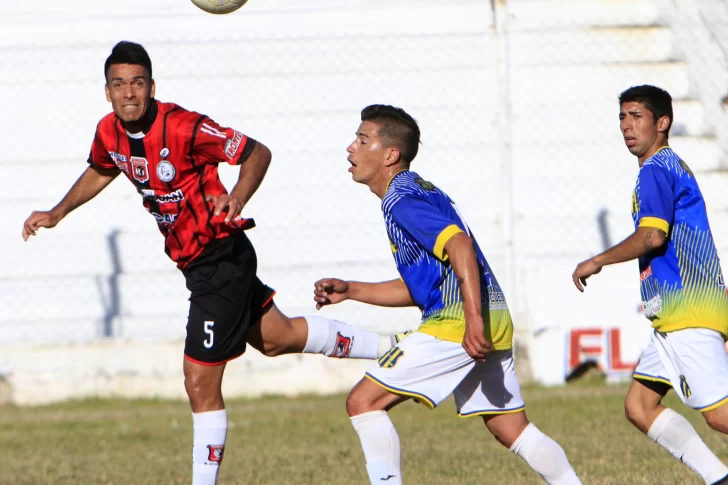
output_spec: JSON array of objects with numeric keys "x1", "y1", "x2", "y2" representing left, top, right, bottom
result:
[
  {"x1": 22, "y1": 165, "x2": 120, "y2": 240},
  {"x1": 571, "y1": 226, "x2": 666, "y2": 292},
  {"x1": 205, "y1": 140, "x2": 272, "y2": 223},
  {"x1": 444, "y1": 232, "x2": 491, "y2": 360},
  {"x1": 314, "y1": 278, "x2": 415, "y2": 309}
]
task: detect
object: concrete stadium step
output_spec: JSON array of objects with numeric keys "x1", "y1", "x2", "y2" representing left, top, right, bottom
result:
[
  {"x1": 510, "y1": 26, "x2": 674, "y2": 65},
  {"x1": 510, "y1": 61, "x2": 691, "y2": 101},
  {"x1": 507, "y1": 0, "x2": 662, "y2": 31}
]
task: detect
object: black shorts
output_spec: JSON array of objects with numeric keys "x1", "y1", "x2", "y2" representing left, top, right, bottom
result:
[{"x1": 182, "y1": 231, "x2": 275, "y2": 365}]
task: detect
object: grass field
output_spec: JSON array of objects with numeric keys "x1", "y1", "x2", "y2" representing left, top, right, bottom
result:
[{"x1": 1, "y1": 379, "x2": 726, "y2": 485}]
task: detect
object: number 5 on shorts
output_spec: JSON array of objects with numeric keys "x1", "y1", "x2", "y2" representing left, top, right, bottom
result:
[{"x1": 204, "y1": 321, "x2": 215, "y2": 349}]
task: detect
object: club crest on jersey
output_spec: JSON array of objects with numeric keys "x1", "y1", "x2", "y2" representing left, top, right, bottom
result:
[
  {"x1": 206, "y1": 445, "x2": 225, "y2": 464},
  {"x1": 160, "y1": 147, "x2": 170, "y2": 159},
  {"x1": 330, "y1": 332, "x2": 353, "y2": 358},
  {"x1": 130, "y1": 156, "x2": 149, "y2": 183},
  {"x1": 156, "y1": 160, "x2": 176, "y2": 182}
]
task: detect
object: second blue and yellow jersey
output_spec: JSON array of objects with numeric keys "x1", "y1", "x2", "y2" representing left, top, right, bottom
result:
[
  {"x1": 381, "y1": 170, "x2": 513, "y2": 349},
  {"x1": 632, "y1": 147, "x2": 728, "y2": 336}
]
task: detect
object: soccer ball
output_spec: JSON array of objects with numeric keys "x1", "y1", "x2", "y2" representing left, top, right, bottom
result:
[{"x1": 190, "y1": 0, "x2": 247, "y2": 14}]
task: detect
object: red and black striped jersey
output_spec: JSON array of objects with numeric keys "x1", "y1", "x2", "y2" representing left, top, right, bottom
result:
[{"x1": 88, "y1": 100, "x2": 257, "y2": 268}]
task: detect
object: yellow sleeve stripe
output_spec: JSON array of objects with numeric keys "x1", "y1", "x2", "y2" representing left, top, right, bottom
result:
[
  {"x1": 433, "y1": 224, "x2": 463, "y2": 261},
  {"x1": 639, "y1": 217, "x2": 670, "y2": 233}
]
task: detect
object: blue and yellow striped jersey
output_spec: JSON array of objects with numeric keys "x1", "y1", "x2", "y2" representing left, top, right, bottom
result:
[
  {"x1": 632, "y1": 147, "x2": 728, "y2": 336},
  {"x1": 381, "y1": 171, "x2": 513, "y2": 349}
]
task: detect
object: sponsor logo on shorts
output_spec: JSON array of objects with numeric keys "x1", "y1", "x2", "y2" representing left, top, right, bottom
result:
[
  {"x1": 206, "y1": 444, "x2": 225, "y2": 464},
  {"x1": 224, "y1": 130, "x2": 244, "y2": 160},
  {"x1": 679, "y1": 374, "x2": 692, "y2": 399},
  {"x1": 156, "y1": 160, "x2": 176, "y2": 182},
  {"x1": 378, "y1": 347, "x2": 405, "y2": 368},
  {"x1": 131, "y1": 156, "x2": 149, "y2": 183},
  {"x1": 330, "y1": 332, "x2": 353, "y2": 358},
  {"x1": 642, "y1": 295, "x2": 662, "y2": 318}
]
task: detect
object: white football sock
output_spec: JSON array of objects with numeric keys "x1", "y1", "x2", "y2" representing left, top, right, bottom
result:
[
  {"x1": 510, "y1": 423, "x2": 581, "y2": 485},
  {"x1": 192, "y1": 409, "x2": 228, "y2": 485},
  {"x1": 647, "y1": 408, "x2": 728, "y2": 484},
  {"x1": 351, "y1": 410, "x2": 402, "y2": 485},
  {"x1": 303, "y1": 315, "x2": 390, "y2": 359}
]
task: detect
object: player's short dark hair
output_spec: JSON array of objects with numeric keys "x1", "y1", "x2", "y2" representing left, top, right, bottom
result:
[
  {"x1": 104, "y1": 41, "x2": 153, "y2": 81},
  {"x1": 361, "y1": 104, "x2": 421, "y2": 163},
  {"x1": 619, "y1": 85, "x2": 673, "y2": 139}
]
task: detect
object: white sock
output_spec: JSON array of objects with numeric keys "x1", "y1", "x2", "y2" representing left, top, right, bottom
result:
[
  {"x1": 510, "y1": 423, "x2": 581, "y2": 485},
  {"x1": 192, "y1": 409, "x2": 228, "y2": 485},
  {"x1": 303, "y1": 315, "x2": 390, "y2": 359},
  {"x1": 350, "y1": 410, "x2": 402, "y2": 485},
  {"x1": 647, "y1": 408, "x2": 728, "y2": 484}
]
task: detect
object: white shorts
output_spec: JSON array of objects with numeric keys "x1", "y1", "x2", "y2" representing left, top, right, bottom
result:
[
  {"x1": 365, "y1": 332, "x2": 525, "y2": 417},
  {"x1": 634, "y1": 328, "x2": 728, "y2": 412}
]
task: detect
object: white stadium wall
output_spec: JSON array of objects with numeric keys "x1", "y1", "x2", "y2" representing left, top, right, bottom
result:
[{"x1": 0, "y1": 0, "x2": 726, "y2": 404}]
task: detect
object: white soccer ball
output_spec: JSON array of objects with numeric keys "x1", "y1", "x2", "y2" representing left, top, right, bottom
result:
[{"x1": 190, "y1": 0, "x2": 247, "y2": 15}]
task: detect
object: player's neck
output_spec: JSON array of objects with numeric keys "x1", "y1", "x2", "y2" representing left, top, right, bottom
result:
[
  {"x1": 638, "y1": 138, "x2": 669, "y2": 167},
  {"x1": 371, "y1": 168, "x2": 408, "y2": 199}
]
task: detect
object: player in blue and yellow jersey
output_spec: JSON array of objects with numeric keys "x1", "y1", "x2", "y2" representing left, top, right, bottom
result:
[
  {"x1": 315, "y1": 105, "x2": 581, "y2": 485},
  {"x1": 573, "y1": 85, "x2": 728, "y2": 485}
]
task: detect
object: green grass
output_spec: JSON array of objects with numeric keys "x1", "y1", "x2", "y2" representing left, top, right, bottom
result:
[{"x1": 0, "y1": 380, "x2": 726, "y2": 484}]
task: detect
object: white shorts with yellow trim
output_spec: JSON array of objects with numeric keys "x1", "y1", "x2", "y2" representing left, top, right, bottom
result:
[
  {"x1": 634, "y1": 328, "x2": 728, "y2": 412},
  {"x1": 365, "y1": 332, "x2": 524, "y2": 417}
]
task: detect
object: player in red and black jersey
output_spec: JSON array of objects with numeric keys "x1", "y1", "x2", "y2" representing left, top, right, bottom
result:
[{"x1": 22, "y1": 41, "x2": 392, "y2": 485}]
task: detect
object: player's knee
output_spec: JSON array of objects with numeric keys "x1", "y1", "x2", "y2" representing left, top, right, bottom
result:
[
  {"x1": 704, "y1": 410, "x2": 728, "y2": 434},
  {"x1": 259, "y1": 341, "x2": 287, "y2": 357},
  {"x1": 184, "y1": 373, "x2": 222, "y2": 410},
  {"x1": 346, "y1": 390, "x2": 377, "y2": 417}
]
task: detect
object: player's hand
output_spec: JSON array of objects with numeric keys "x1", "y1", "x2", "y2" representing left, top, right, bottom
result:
[
  {"x1": 572, "y1": 258, "x2": 603, "y2": 292},
  {"x1": 206, "y1": 194, "x2": 244, "y2": 224},
  {"x1": 313, "y1": 278, "x2": 350, "y2": 310},
  {"x1": 22, "y1": 210, "x2": 62, "y2": 241},
  {"x1": 462, "y1": 315, "x2": 491, "y2": 361}
]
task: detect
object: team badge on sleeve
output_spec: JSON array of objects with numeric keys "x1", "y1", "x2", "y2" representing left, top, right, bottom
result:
[
  {"x1": 224, "y1": 131, "x2": 244, "y2": 160},
  {"x1": 131, "y1": 156, "x2": 149, "y2": 183}
]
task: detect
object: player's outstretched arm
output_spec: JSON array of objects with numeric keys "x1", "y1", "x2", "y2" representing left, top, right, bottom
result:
[
  {"x1": 22, "y1": 165, "x2": 120, "y2": 241},
  {"x1": 313, "y1": 278, "x2": 414, "y2": 310},
  {"x1": 444, "y1": 232, "x2": 491, "y2": 361},
  {"x1": 571, "y1": 226, "x2": 666, "y2": 292}
]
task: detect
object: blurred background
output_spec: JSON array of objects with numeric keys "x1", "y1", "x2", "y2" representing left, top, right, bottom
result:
[{"x1": 1, "y1": 0, "x2": 727, "y2": 405}]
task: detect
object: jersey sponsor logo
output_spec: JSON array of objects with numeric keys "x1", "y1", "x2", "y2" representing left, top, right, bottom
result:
[
  {"x1": 679, "y1": 374, "x2": 692, "y2": 399},
  {"x1": 642, "y1": 294, "x2": 662, "y2": 318},
  {"x1": 152, "y1": 212, "x2": 178, "y2": 226},
  {"x1": 160, "y1": 147, "x2": 170, "y2": 159},
  {"x1": 156, "y1": 160, "x2": 176, "y2": 182},
  {"x1": 206, "y1": 444, "x2": 225, "y2": 464},
  {"x1": 131, "y1": 156, "x2": 149, "y2": 183},
  {"x1": 719, "y1": 272, "x2": 725, "y2": 288},
  {"x1": 414, "y1": 177, "x2": 435, "y2": 191},
  {"x1": 108, "y1": 152, "x2": 129, "y2": 173},
  {"x1": 329, "y1": 332, "x2": 353, "y2": 358},
  {"x1": 640, "y1": 266, "x2": 653, "y2": 281},
  {"x1": 224, "y1": 130, "x2": 244, "y2": 160},
  {"x1": 141, "y1": 189, "x2": 184, "y2": 204},
  {"x1": 378, "y1": 347, "x2": 404, "y2": 368}
]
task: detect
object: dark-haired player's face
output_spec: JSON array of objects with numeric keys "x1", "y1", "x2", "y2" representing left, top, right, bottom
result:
[
  {"x1": 346, "y1": 121, "x2": 387, "y2": 185},
  {"x1": 619, "y1": 101, "x2": 667, "y2": 162},
  {"x1": 105, "y1": 63, "x2": 155, "y2": 128}
]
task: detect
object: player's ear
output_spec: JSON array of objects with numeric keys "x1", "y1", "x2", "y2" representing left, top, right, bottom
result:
[
  {"x1": 150, "y1": 78, "x2": 156, "y2": 98},
  {"x1": 656, "y1": 115, "x2": 670, "y2": 134},
  {"x1": 385, "y1": 146, "x2": 401, "y2": 166},
  {"x1": 105, "y1": 83, "x2": 112, "y2": 103}
]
